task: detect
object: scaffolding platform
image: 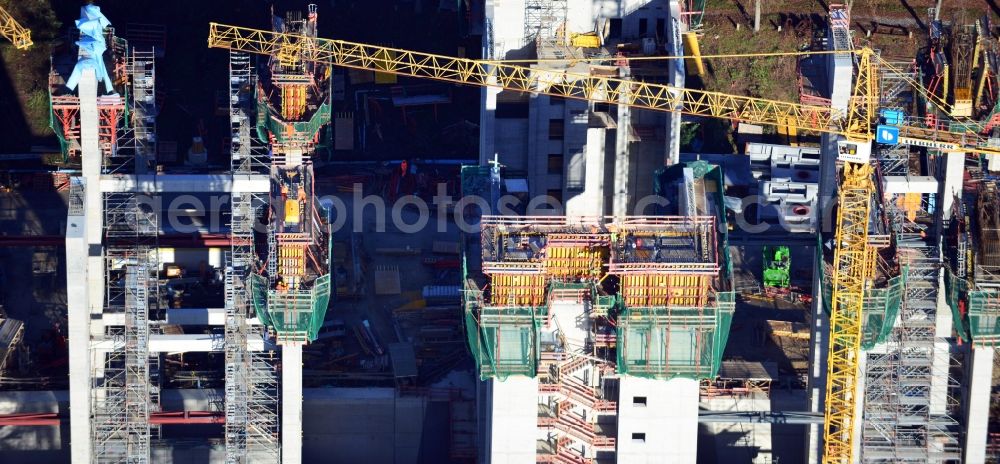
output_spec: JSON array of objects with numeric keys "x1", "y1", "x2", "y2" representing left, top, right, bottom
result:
[
  {"x1": 615, "y1": 291, "x2": 734, "y2": 380},
  {"x1": 464, "y1": 281, "x2": 547, "y2": 380},
  {"x1": 249, "y1": 273, "x2": 331, "y2": 344}
]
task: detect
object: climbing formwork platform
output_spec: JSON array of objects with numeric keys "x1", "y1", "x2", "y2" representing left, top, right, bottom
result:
[
  {"x1": 249, "y1": 273, "x2": 332, "y2": 343},
  {"x1": 463, "y1": 280, "x2": 546, "y2": 380},
  {"x1": 615, "y1": 291, "x2": 735, "y2": 380}
]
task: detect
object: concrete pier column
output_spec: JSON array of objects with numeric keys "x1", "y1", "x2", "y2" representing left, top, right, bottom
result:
[
  {"x1": 70, "y1": 69, "x2": 102, "y2": 464},
  {"x1": 941, "y1": 151, "x2": 965, "y2": 221},
  {"x1": 851, "y1": 353, "x2": 868, "y2": 460},
  {"x1": 486, "y1": 377, "x2": 538, "y2": 464},
  {"x1": 67, "y1": 210, "x2": 90, "y2": 464},
  {"x1": 964, "y1": 347, "x2": 994, "y2": 464},
  {"x1": 282, "y1": 344, "x2": 303, "y2": 464}
]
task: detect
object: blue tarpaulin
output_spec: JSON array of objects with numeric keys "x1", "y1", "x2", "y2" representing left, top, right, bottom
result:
[{"x1": 65, "y1": 5, "x2": 114, "y2": 93}]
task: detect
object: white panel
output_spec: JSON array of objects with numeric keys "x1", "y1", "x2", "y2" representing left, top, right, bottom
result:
[
  {"x1": 965, "y1": 347, "x2": 993, "y2": 463},
  {"x1": 99, "y1": 174, "x2": 270, "y2": 193},
  {"x1": 283, "y1": 344, "x2": 303, "y2": 464},
  {"x1": 488, "y1": 377, "x2": 539, "y2": 464},
  {"x1": 92, "y1": 334, "x2": 266, "y2": 352},
  {"x1": 617, "y1": 377, "x2": 699, "y2": 464},
  {"x1": 66, "y1": 213, "x2": 91, "y2": 464}
]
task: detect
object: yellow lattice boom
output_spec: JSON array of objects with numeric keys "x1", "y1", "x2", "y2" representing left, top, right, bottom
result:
[
  {"x1": 207, "y1": 22, "x2": 1000, "y2": 157},
  {"x1": 208, "y1": 23, "x2": 844, "y2": 136},
  {"x1": 0, "y1": 6, "x2": 31, "y2": 50}
]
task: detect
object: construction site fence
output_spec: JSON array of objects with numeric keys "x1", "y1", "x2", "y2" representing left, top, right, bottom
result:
[
  {"x1": 615, "y1": 291, "x2": 734, "y2": 380},
  {"x1": 249, "y1": 273, "x2": 332, "y2": 342}
]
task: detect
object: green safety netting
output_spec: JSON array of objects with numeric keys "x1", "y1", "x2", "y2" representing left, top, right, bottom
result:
[
  {"x1": 460, "y1": 165, "x2": 491, "y2": 198},
  {"x1": 463, "y1": 290, "x2": 545, "y2": 381},
  {"x1": 816, "y1": 238, "x2": 904, "y2": 350},
  {"x1": 944, "y1": 269, "x2": 970, "y2": 342},
  {"x1": 689, "y1": 0, "x2": 705, "y2": 29},
  {"x1": 249, "y1": 273, "x2": 332, "y2": 342},
  {"x1": 594, "y1": 293, "x2": 617, "y2": 315},
  {"x1": 967, "y1": 289, "x2": 1000, "y2": 347},
  {"x1": 256, "y1": 93, "x2": 331, "y2": 146},
  {"x1": 616, "y1": 291, "x2": 735, "y2": 380},
  {"x1": 861, "y1": 272, "x2": 904, "y2": 349},
  {"x1": 48, "y1": 95, "x2": 71, "y2": 162}
]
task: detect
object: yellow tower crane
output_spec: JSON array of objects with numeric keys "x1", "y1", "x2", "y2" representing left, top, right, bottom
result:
[
  {"x1": 205, "y1": 22, "x2": 995, "y2": 463},
  {"x1": 0, "y1": 6, "x2": 32, "y2": 50}
]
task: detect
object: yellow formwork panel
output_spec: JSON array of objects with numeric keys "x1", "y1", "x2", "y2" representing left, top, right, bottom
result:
[
  {"x1": 543, "y1": 246, "x2": 605, "y2": 278},
  {"x1": 280, "y1": 85, "x2": 307, "y2": 120},
  {"x1": 284, "y1": 199, "x2": 301, "y2": 224},
  {"x1": 621, "y1": 274, "x2": 710, "y2": 308},
  {"x1": 277, "y1": 246, "x2": 305, "y2": 278},
  {"x1": 490, "y1": 274, "x2": 546, "y2": 306},
  {"x1": 570, "y1": 32, "x2": 601, "y2": 48}
]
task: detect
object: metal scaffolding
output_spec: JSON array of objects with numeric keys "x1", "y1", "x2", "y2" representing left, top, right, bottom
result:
[
  {"x1": 226, "y1": 49, "x2": 281, "y2": 463},
  {"x1": 878, "y1": 61, "x2": 917, "y2": 108},
  {"x1": 130, "y1": 49, "x2": 157, "y2": 174},
  {"x1": 860, "y1": 162, "x2": 962, "y2": 462},
  {"x1": 94, "y1": 192, "x2": 159, "y2": 463},
  {"x1": 104, "y1": 49, "x2": 157, "y2": 175},
  {"x1": 90, "y1": 39, "x2": 162, "y2": 463},
  {"x1": 523, "y1": 0, "x2": 566, "y2": 45}
]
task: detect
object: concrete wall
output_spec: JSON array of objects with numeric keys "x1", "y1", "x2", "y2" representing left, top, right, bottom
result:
[
  {"x1": 301, "y1": 388, "x2": 447, "y2": 464},
  {"x1": 485, "y1": 377, "x2": 539, "y2": 464},
  {"x1": 482, "y1": 0, "x2": 673, "y2": 211},
  {"x1": 698, "y1": 390, "x2": 809, "y2": 463},
  {"x1": 65, "y1": 209, "x2": 90, "y2": 464},
  {"x1": 487, "y1": 0, "x2": 671, "y2": 57},
  {"x1": 617, "y1": 376, "x2": 699, "y2": 464},
  {"x1": 701, "y1": 395, "x2": 772, "y2": 463},
  {"x1": 663, "y1": 0, "x2": 685, "y2": 165},
  {"x1": 963, "y1": 347, "x2": 994, "y2": 464},
  {"x1": 549, "y1": 302, "x2": 591, "y2": 350}
]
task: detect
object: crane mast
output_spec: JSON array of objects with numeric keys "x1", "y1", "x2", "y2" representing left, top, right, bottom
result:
[
  {"x1": 0, "y1": 5, "x2": 31, "y2": 50},
  {"x1": 823, "y1": 48, "x2": 879, "y2": 464}
]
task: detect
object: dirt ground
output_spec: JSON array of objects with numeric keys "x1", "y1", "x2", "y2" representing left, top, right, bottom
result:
[{"x1": 697, "y1": 0, "x2": 998, "y2": 100}]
